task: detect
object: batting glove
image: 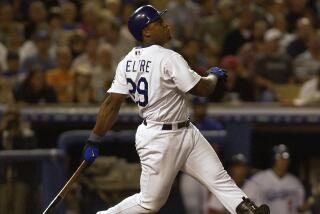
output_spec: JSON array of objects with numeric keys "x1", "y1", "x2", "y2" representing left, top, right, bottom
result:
[
  {"x1": 209, "y1": 67, "x2": 228, "y2": 81},
  {"x1": 83, "y1": 140, "x2": 99, "y2": 163}
]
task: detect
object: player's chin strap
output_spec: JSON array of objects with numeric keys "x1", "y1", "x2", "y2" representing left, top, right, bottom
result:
[{"x1": 236, "y1": 197, "x2": 270, "y2": 214}]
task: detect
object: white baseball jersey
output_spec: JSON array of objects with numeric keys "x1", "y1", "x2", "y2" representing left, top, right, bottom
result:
[
  {"x1": 107, "y1": 44, "x2": 201, "y2": 122},
  {"x1": 243, "y1": 169, "x2": 305, "y2": 214}
]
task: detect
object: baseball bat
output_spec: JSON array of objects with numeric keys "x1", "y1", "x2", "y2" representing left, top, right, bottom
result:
[{"x1": 42, "y1": 160, "x2": 91, "y2": 214}]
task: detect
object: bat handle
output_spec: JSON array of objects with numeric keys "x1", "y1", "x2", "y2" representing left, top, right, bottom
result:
[{"x1": 42, "y1": 195, "x2": 62, "y2": 214}]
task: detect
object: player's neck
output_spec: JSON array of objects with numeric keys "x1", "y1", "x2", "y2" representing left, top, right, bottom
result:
[{"x1": 140, "y1": 39, "x2": 165, "y2": 47}]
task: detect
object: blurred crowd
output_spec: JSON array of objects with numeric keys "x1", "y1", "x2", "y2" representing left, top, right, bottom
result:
[{"x1": 0, "y1": 0, "x2": 320, "y2": 106}]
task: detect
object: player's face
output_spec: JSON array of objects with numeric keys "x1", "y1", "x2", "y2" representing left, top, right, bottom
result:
[
  {"x1": 143, "y1": 18, "x2": 171, "y2": 45},
  {"x1": 230, "y1": 164, "x2": 248, "y2": 186},
  {"x1": 274, "y1": 157, "x2": 290, "y2": 176},
  {"x1": 193, "y1": 104, "x2": 208, "y2": 120}
]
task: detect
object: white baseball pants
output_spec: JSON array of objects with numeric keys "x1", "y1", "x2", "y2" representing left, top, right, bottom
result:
[{"x1": 97, "y1": 122, "x2": 246, "y2": 214}]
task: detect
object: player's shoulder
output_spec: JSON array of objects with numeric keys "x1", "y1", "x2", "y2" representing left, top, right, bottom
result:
[
  {"x1": 157, "y1": 45, "x2": 177, "y2": 54},
  {"x1": 150, "y1": 45, "x2": 181, "y2": 61},
  {"x1": 284, "y1": 173, "x2": 302, "y2": 184}
]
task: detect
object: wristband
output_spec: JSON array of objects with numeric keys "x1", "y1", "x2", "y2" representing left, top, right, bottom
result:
[{"x1": 88, "y1": 132, "x2": 103, "y2": 142}]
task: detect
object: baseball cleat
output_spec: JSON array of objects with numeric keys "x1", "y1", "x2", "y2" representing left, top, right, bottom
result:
[{"x1": 236, "y1": 197, "x2": 270, "y2": 214}]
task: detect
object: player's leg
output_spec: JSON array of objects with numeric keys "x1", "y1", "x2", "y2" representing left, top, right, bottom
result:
[
  {"x1": 181, "y1": 124, "x2": 246, "y2": 214},
  {"x1": 97, "y1": 124, "x2": 192, "y2": 214}
]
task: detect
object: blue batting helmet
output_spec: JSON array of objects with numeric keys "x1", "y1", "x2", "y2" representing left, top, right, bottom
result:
[
  {"x1": 128, "y1": 5, "x2": 167, "y2": 41},
  {"x1": 272, "y1": 144, "x2": 290, "y2": 163}
]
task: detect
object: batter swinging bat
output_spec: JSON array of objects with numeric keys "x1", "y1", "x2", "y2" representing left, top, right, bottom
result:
[{"x1": 43, "y1": 160, "x2": 90, "y2": 214}]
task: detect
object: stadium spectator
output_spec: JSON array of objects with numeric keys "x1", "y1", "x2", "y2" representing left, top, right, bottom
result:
[
  {"x1": 80, "y1": 2, "x2": 100, "y2": 35},
  {"x1": 0, "y1": 105, "x2": 37, "y2": 214},
  {"x1": 167, "y1": 0, "x2": 200, "y2": 39},
  {"x1": 293, "y1": 32, "x2": 320, "y2": 83},
  {"x1": 190, "y1": 97, "x2": 223, "y2": 131},
  {"x1": 105, "y1": 0, "x2": 122, "y2": 19},
  {"x1": 20, "y1": 30, "x2": 56, "y2": 74},
  {"x1": 104, "y1": 20, "x2": 135, "y2": 64},
  {"x1": 24, "y1": 1, "x2": 48, "y2": 40},
  {"x1": 289, "y1": 68, "x2": 320, "y2": 106},
  {"x1": 1, "y1": 52, "x2": 23, "y2": 88},
  {"x1": 96, "y1": 10, "x2": 115, "y2": 40},
  {"x1": 271, "y1": 13, "x2": 295, "y2": 54},
  {"x1": 5, "y1": 29, "x2": 24, "y2": 57},
  {"x1": 93, "y1": 44, "x2": 115, "y2": 102},
  {"x1": 14, "y1": 66, "x2": 57, "y2": 104},
  {"x1": 48, "y1": 7, "x2": 64, "y2": 47},
  {"x1": 286, "y1": 17, "x2": 315, "y2": 59},
  {"x1": 251, "y1": 19, "x2": 269, "y2": 53},
  {"x1": 0, "y1": 76, "x2": 14, "y2": 104},
  {"x1": 68, "y1": 30, "x2": 87, "y2": 60},
  {"x1": 285, "y1": 0, "x2": 315, "y2": 33},
  {"x1": 236, "y1": 19, "x2": 269, "y2": 76},
  {"x1": 198, "y1": 0, "x2": 235, "y2": 50},
  {"x1": 254, "y1": 28, "x2": 293, "y2": 101},
  {"x1": 67, "y1": 64, "x2": 95, "y2": 104},
  {"x1": 0, "y1": 105, "x2": 35, "y2": 150},
  {"x1": 119, "y1": 3, "x2": 136, "y2": 47},
  {"x1": 0, "y1": 3, "x2": 23, "y2": 47},
  {"x1": 267, "y1": 0, "x2": 287, "y2": 20},
  {"x1": 72, "y1": 35, "x2": 99, "y2": 71},
  {"x1": 221, "y1": 8, "x2": 254, "y2": 57},
  {"x1": 0, "y1": 41, "x2": 7, "y2": 71},
  {"x1": 180, "y1": 38, "x2": 209, "y2": 73},
  {"x1": 46, "y1": 46, "x2": 73, "y2": 103},
  {"x1": 61, "y1": 2, "x2": 79, "y2": 31},
  {"x1": 198, "y1": 0, "x2": 215, "y2": 17},
  {"x1": 211, "y1": 55, "x2": 256, "y2": 102}
]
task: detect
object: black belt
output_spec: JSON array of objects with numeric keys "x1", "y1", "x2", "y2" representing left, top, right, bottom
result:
[{"x1": 143, "y1": 119, "x2": 190, "y2": 130}]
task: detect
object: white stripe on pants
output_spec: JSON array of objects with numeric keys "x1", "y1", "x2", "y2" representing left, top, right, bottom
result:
[{"x1": 97, "y1": 123, "x2": 246, "y2": 214}]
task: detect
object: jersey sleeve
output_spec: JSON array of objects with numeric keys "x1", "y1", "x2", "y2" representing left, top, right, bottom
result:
[
  {"x1": 107, "y1": 60, "x2": 129, "y2": 95},
  {"x1": 164, "y1": 53, "x2": 201, "y2": 93}
]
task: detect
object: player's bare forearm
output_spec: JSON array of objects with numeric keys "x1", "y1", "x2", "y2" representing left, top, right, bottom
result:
[
  {"x1": 92, "y1": 93, "x2": 126, "y2": 136},
  {"x1": 189, "y1": 74, "x2": 218, "y2": 96}
]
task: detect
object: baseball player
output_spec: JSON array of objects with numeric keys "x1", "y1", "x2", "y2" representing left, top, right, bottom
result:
[
  {"x1": 243, "y1": 144, "x2": 308, "y2": 214},
  {"x1": 82, "y1": 5, "x2": 270, "y2": 214}
]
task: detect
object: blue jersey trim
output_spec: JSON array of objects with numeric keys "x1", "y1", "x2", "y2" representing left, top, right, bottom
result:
[{"x1": 136, "y1": 44, "x2": 155, "y2": 48}]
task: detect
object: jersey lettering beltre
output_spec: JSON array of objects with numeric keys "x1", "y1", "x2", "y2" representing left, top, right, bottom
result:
[{"x1": 108, "y1": 44, "x2": 201, "y2": 123}]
